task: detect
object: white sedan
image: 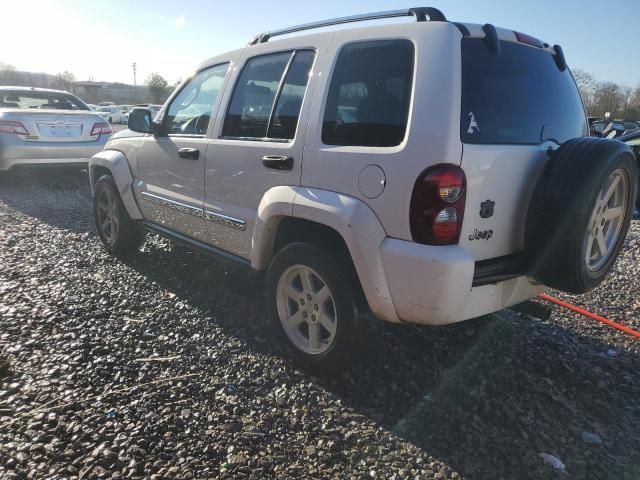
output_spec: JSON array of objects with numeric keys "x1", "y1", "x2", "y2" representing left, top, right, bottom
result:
[{"x1": 95, "y1": 106, "x2": 122, "y2": 124}]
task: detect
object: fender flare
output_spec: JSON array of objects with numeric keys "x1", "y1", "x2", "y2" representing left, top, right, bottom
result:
[
  {"x1": 89, "y1": 150, "x2": 143, "y2": 220},
  {"x1": 252, "y1": 186, "x2": 400, "y2": 323}
]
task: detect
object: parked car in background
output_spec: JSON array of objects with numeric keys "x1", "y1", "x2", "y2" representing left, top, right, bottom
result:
[
  {"x1": 0, "y1": 86, "x2": 111, "y2": 171},
  {"x1": 590, "y1": 118, "x2": 640, "y2": 138},
  {"x1": 118, "y1": 105, "x2": 133, "y2": 124},
  {"x1": 122, "y1": 104, "x2": 161, "y2": 125},
  {"x1": 96, "y1": 105, "x2": 122, "y2": 124},
  {"x1": 89, "y1": 7, "x2": 637, "y2": 372},
  {"x1": 620, "y1": 129, "x2": 640, "y2": 210}
]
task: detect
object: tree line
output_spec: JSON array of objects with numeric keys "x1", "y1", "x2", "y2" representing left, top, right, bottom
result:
[{"x1": 573, "y1": 69, "x2": 640, "y2": 119}]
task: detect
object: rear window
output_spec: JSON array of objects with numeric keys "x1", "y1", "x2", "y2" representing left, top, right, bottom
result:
[
  {"x1": 461, "y1": 38, "x2": 587, "y2": 145},
  {"x1": 0, "y1": 91, "x2": 90, "y2": 110}
]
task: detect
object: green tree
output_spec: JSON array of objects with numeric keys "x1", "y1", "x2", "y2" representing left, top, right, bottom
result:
[{"x1": 146, "y1": 73, "x2": 169, "y2": 103}]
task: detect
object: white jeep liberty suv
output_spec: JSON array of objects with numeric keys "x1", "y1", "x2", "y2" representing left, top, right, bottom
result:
[{"x1": 89, "y1": 7, "x2": 638, "y2": 373}]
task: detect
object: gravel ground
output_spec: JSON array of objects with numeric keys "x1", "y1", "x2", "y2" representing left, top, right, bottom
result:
[{"x1": 0, "y1": 169, "x2": 639, "y2": 480}]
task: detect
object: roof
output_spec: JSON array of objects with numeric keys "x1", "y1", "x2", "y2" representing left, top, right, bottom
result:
[{"x1": 0, "y1": 86, "x2": 71, "y2": 95}]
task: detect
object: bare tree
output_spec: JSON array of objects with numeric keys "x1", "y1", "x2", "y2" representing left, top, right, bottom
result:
[
  {"x1": 573, "y1": 69, "x2": 596, "y2": 111},
  {"x1": 591, "y1": 82, "x2": 625, "y2": 117}
]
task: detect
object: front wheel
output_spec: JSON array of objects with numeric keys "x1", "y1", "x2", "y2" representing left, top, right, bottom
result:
[
  {"x1": 266, "y1": 243, "x2": 367, "y2": 374},
  {"x1": 93, "y1": 174, "x2": 146, "y2": 257}
]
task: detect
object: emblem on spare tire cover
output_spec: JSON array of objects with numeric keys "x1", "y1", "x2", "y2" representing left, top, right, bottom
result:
[{"x1": 480, "y1": 199, "x2": 495, "y2": 218}]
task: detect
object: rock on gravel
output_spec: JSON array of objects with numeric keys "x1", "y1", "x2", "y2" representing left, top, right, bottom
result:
[{"x1": 1, "y1": 170, "x2": 639, "y2": 479}]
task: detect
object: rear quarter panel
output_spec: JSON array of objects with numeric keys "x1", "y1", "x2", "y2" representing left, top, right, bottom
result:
[{"x1": 300, "y1": 22, "x2": 464, "y2": 241}]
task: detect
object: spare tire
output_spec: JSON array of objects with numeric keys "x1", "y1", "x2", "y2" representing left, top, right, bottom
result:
[{"x1": 525, "y1": 137, "x2": 637, "y2": 293}]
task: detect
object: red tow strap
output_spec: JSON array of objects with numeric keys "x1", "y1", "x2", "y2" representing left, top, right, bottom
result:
[{"x1": 538, "y1": 293, "x2": 640, "y2": 339}]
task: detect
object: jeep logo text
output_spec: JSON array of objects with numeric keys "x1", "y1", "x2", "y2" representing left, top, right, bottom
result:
[{"x1": 469, "y1": 229, "x2": 493, "y2": 241}]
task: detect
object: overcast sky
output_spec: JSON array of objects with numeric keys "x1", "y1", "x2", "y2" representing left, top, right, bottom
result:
[{"x1": 1, "y1": 0, "x2": 639, "y2": 87}]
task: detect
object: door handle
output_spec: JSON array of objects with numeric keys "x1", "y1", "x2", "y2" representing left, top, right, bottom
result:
[
  {"x1": 262, "y1": 155, "x2": 293, "y2": 170},
  {"x1": 178, "y1": 147, "x2": 199, "y2": 160}
]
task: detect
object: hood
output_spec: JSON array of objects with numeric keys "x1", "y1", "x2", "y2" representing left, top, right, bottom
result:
[{"x1": 109, "y1": 128, "x2": 145, "y2": 140}]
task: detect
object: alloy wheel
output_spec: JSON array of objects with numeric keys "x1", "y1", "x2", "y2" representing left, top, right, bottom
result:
[
  {"x1": 276, "y1": 265, "x2": 337, "y2": 355},
  {"x1": 585, "y1": 169, "x2": 629, "y2": 271},
  {"x1": 97, "y1": 187, "x2": 120, "y2": 244}
]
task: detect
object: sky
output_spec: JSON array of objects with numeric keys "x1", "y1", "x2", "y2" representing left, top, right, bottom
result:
[{"x1": 1, "y1": 0, "x2": 639, "y2": 87}]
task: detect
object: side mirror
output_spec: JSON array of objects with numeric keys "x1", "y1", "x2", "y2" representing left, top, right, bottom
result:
[{"x1": 128, "y1": 107, "x2": 153, "y2": 134}]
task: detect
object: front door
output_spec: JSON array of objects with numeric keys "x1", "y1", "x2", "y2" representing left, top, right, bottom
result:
[
  {"x1": 203, "y1": 37, "x2": 329, "y2": 259},
  {"x1": 134, "y1": 63, "x2": 230, "y2": 241}
]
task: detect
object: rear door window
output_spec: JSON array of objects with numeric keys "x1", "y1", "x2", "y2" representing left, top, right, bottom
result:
[
  {"x1": 322, "y1": 39, "x2": 414, "y2": 147},
  {"x1": 222, "y1": 50, "x2": 315, "y2": 141},
  {"x1": 461, "y1": 38, "x2": 587, "y2": 145}
]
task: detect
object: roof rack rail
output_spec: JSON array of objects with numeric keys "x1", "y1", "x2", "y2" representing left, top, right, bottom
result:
[{"x1": 249, "y1": 7, "x2": 447, "y2": 45}]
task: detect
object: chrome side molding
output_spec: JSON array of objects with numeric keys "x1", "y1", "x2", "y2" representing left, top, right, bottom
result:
[
  {"x1": 204, "y1": 210, "x2": 247, "y2": 231},
  {"x1": 140, "y1": 191, "x2": 246, "y2": 231},
  {"x1": 140, "y1": 191, "x2": 202, "y2": 218}
]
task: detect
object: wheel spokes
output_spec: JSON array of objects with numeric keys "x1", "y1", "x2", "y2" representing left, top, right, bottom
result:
[
  {"x1": 318, "y1": 313, "x2": 336, "y2": 336},
  {"x1": 603, "y1": 206, "x2": 623, "y2": 222},
  {"x1": 602, "y1": 174, "x2": 621, "y2": 205},
  {"x1": 307, "y1": 322, "x2": 320, "y2": 351},
  {"x1": 286, "y1": 310, "x2": 305, "y2": 329},
  {"x1": 299, "y1": 268, "x2": 313, "y2": 293},
  {"x1": 282, "y1": 283, "x2": 302, "y2": 302}
]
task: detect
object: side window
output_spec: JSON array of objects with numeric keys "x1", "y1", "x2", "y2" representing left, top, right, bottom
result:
[
  {"x1": 165, "y1": 63, "x2": 229, "y2": 136},
  {"x1": 222, "y1": 50, "x2": 315, "y2": 140},
  {"x1": 267, "y1": 50, "x2": 315, "y2": 140},
  {"x1": 322, "y1": 40, "x2": 414, "y2": 147}
]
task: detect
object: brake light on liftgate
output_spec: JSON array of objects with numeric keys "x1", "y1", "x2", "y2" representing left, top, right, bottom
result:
[
  {"x1": 410, "y1": 165, "x2": 466, "y2": 245},
  {"x1": 0, "y1": 120, "x2": 29, "y2": 135},
  {"x1": 90, "y1": 122, "x2": 113, "y2": 136}
]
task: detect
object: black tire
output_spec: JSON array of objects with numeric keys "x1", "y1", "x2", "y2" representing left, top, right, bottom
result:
[
  {"x1": 108, "y1": 117, "x2": 112, "y2": 124},
  {"x1": 526, "y1": 137, "x2": 637, "y2": 293},
  {"x1": 266, "y1": 243, "x2": 370, "y2": 375},
  {"x1": 93, "y1": 174, "x2": 146, "y2": 257}
]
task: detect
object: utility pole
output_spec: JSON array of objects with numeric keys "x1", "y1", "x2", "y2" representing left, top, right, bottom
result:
[{"x1": 132, "y1": 62, "x2": 137, "y2": 103}]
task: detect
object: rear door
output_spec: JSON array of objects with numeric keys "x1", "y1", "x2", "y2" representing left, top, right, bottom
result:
[
  {"x1": 134, "y1": 62, "x2": 232, "y2": 242},
  {"x1": 203, "y1": 34, "x2": 330, "y2": 259},
  {"x1": 459, "y1": 35, "x2": 587, "y2": 261}
]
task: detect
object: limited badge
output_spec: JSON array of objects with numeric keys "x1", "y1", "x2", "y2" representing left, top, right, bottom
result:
[{"x1": 480, "y1": 199, "x2": 495, "y2": 218}]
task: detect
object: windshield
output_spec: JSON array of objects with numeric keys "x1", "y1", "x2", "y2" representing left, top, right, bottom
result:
[
  {"x1": 0, "y1": 90, "x2": 90, "y2": 110},
  {"x1": 461, "y1": 38, "x2": 587, "y2": 145},
  {"x1": 96, "y1": 106, "x2": 113, "y2": 112}
]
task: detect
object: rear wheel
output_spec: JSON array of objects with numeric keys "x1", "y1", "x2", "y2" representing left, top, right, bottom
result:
[
  {"x1": 93, "y1": 174, "x2": 145, "y2": 257},
  {"x1": 266, "y1": 243, "x2": 368, "y2": 374},
  {"x1": 526, "y1": 137, "x2": 637, "y2": 293}
]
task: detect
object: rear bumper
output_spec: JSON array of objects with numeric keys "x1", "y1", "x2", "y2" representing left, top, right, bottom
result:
[
  {"x1": 0, "y1": 137, "x2": 108, "y2": 171},
  {"x1": 379, "y1": 238, "x2": 545, "y2": 325}
]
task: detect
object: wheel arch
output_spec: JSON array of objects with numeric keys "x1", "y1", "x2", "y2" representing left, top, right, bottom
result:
[
  {"x1": 252, "y1": 186, "x2": 400, "y2": 323},
  {"x1": 89, "y1": 150, "x2": 143, "y2": 220}
]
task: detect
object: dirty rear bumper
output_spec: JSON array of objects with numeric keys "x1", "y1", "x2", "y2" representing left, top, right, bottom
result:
[{"x1": 379, "y1": 238, "x2": 545, "y2": 325}]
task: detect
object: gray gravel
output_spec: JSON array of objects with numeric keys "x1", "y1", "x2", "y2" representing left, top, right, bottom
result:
[{"x1": 0, "y1": 169, "x2": 639, "y2": 479}]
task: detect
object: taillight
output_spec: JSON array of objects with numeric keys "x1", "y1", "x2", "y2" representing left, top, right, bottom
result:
[
  {"x1": 410, "y1": 164, "x2": 466, "y2": 245},
  {"x1": 90, "y1": 122, "x2": 112, "y2": 136},
  {"x1": 0, "y1": 120, "x2": 29, "y2": 135}
]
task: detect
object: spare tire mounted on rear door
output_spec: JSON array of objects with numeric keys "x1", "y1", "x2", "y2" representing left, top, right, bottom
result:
[{"x1": 526, "y1": 137, "x2": 637, "y2": 293}]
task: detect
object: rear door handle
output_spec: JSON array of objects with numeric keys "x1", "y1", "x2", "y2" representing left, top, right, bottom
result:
[
  {"x1": 178, "y1": 147, "x2": 199, "y2": 160},
  {"x1": 262, "y1": 155, "x2": 293, "y2": 170}
]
